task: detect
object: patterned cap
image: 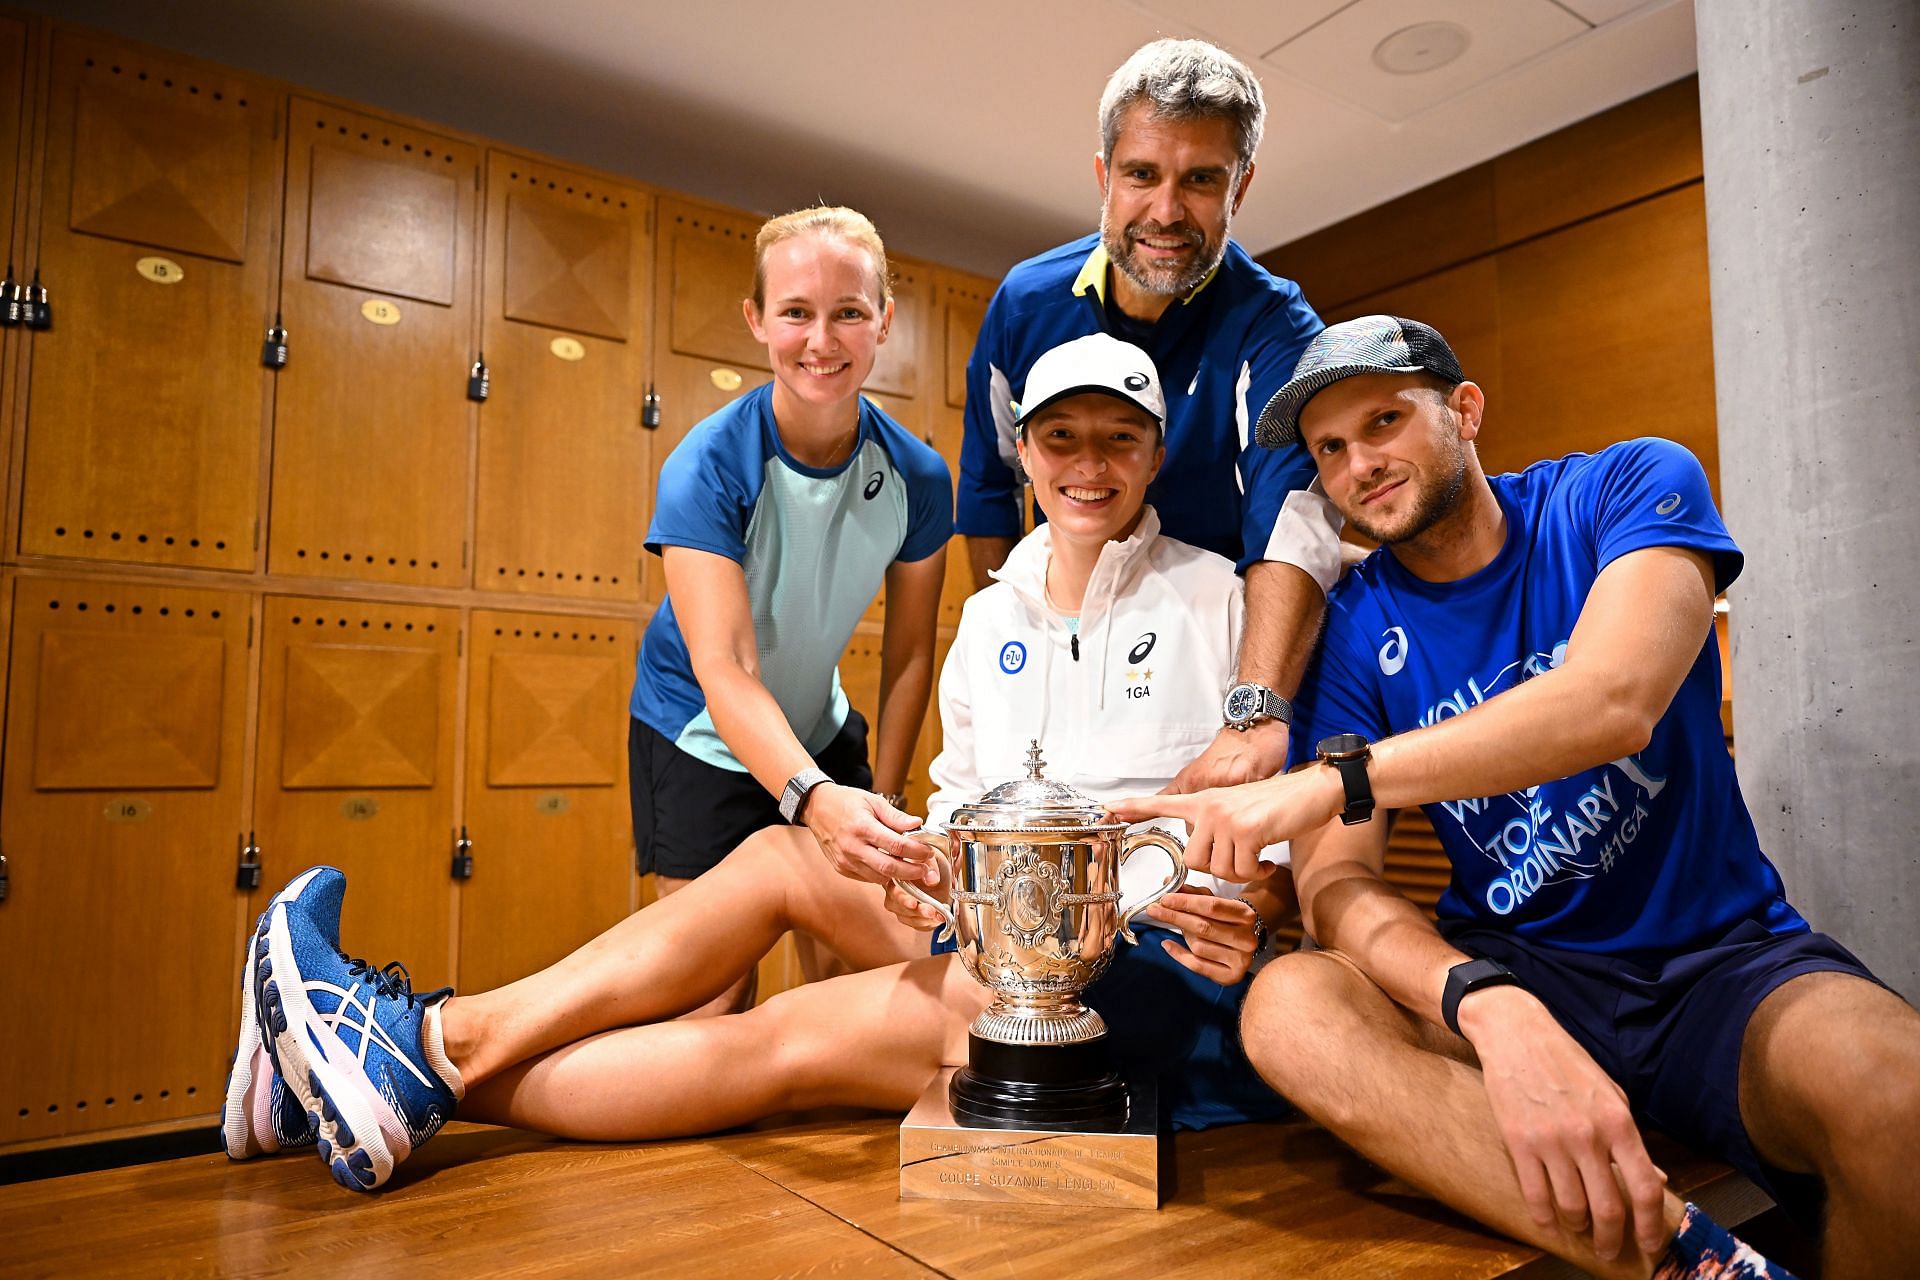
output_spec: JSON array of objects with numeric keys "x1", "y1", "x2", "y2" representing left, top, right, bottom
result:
[
  {"x1": 1015, "y1": 333, "x2": 1165, "y2": 431},
  {"x1": 1255, "y1": 315, "x2": 1466, "y2": 448}
]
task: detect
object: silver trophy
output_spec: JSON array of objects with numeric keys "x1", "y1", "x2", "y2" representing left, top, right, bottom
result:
[{"x1": 897, "y1": 742, "x2": 1184, "y2": 1129}]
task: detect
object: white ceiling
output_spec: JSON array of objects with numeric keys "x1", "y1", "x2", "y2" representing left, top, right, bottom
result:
[{"x1": 26, "y1": 0, "x2": 1699, "y2": 277}]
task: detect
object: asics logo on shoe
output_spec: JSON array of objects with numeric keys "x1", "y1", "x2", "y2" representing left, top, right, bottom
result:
[{"x1": 311, "y1": 978, "x2": 440, "y2": 1092}]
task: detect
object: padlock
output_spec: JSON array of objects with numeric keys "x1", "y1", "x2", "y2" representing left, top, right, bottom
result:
[
  {"x1": 261, "y1": 313, "x2": 289, "y2": 369},
  {"x1": 0, "y1": 265, "x2": 18, "y2": 327},
  {"x1": 642, "y1": 382, "x2": 662, "y2": 429},
  {"x1": 467, "y1": 354, "x2": 489, "y2": 402},
  {"x1": 22, "y1": 269, "x2": 50, "y2": 330}
]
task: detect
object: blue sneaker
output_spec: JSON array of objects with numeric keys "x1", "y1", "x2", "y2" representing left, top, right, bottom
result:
[
  {"x1": 254, "y1": 868, "x2": 462, "y2": 1192},
  {"x1": 224, "y1": 910, "x2": 316, "y2": 1159}
]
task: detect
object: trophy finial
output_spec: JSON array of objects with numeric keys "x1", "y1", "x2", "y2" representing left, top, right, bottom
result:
[{"x1": 1024, "y1": 740, "x2": 1047, "y2": 779}]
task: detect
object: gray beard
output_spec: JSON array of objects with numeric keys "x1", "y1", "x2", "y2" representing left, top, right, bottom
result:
[{"x1": 1102, "y1": 210, "x2": 1232, "y2": 299}]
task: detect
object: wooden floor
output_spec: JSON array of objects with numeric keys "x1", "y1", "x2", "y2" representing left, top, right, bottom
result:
[{"x1": 0, "y1": 1112, "x2": 1768, "y2": 1278}]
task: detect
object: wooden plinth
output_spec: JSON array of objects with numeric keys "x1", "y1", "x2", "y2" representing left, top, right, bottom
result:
[{"x1": 899, "y1": 1067, "x2": 1160, "y2": 1210}]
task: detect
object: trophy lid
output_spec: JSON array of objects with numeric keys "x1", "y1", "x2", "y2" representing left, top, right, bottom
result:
[{"x1": 945, "y1": 741, "x2": 1116, "y2": 830}]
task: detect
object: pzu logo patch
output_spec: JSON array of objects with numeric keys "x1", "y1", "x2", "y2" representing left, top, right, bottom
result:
[
  {"x1": 998, "y1": 641, "x2": 1026, "y2": 674},
  {"x1": 863, "y1": 471, "x2": 885, "y2": 500},
  {"x1": 1127, "y1": 632, "x2": 1156, "y2": 665}
]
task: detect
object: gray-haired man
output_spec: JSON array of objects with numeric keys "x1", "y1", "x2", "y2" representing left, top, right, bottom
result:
[{"x1": 956, "y1": 38, "x2": 1339, "y2": 794}]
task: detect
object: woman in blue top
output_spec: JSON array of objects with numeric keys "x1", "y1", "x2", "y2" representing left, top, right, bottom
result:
[{"x1": 628, "y1": 207, "x2": 953, "y2": 1007}]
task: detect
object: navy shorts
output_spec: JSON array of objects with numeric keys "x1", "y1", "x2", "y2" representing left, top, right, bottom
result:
[
  {"x1": 628, "y1": 711, "x2": 872, "y2": 879},
  {"x1": 935, "y1": 924, "x2": 1288, "y2": 1133},
  {"x1": 1442, "y1": 915, "x2": 1881, "y2": 1220}
]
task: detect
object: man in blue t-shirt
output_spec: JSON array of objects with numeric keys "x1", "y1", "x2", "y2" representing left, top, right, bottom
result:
[
  {"x1": 959, "y1": 39, "x2": 1341, "y2": 794},
  {"x1": 1115, "y1": 316, "x2": 1919, "y2": 1278}
]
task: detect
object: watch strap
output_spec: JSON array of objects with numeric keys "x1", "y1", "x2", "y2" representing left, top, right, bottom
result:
[
  {"x1": 779, "y1": 767, "x2": 831, "y2": 824},
  {"x1": 1441, "y1": 957, "x2": 1518, "y2": 1037},
  {"x1": 1329, "y1": 755, "x2": 1373, "y2": 825}
]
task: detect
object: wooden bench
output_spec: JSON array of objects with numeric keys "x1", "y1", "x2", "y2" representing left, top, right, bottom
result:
[{"x1": 0, "y1": 1114, "x2": 1765, "y2": 1276}]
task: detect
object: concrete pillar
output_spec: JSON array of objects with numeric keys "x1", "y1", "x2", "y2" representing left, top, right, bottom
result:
[{"x1": 1696, "y1": 1, "x2": 1920, "y2": 998}]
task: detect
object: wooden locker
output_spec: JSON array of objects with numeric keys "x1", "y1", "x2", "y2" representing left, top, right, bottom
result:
[
  {"x1": 269, "y1": 99, "x2": 478, "y2": 587},
  {"x1": 853, "y1": 254, "x2": 934, "y2": 626},
  {"x1": 16, "y1": 32, "x2": 280, "y2": 572},
  {"x1": 252, "y1": 595, "x2": 460, "y2": 989},
  {"x1": 458, "y1": 610, "x2": 636, "y2": 993},
  {"x1": 647, "y1": 197, "x2": 771, "y2": 604},
  {"x1": 1494, "y1": 185, "x2": 1720, "y2": 495},
  {"x1": 0, "y1": 15, "x2": 27, "y2": 490},
  {"x1": 836, "y1": 619, "x2": 947, "y2": 814},
  {"x1": 933, "y1": 268, "x2": 996, "y2": 626},
  {"x1": 475, "y1": 153, "x2": 652, "y2": 604},
  {"x1": 0, "y1": 575, "x2": 251, "y2": 1145}
]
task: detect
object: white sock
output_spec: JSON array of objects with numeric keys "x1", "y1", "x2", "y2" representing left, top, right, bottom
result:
[{"x1": 420, "y1": 997, "x2": 466, "y2": 1100}]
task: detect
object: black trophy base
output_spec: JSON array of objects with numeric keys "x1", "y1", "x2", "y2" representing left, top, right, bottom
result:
[{"x1": 948, "y1": 1032, "x2": 1130, "y2": 1131}]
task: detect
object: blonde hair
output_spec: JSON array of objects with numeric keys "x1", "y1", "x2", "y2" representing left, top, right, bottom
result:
[{"x1": 750, "y1": 206, "x2": 892, "y2": 311}]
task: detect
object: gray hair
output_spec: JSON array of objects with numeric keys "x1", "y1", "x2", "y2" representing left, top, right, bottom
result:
[{"x1": 1098, "y1": 39, "x2": 1266, "y2": 176}]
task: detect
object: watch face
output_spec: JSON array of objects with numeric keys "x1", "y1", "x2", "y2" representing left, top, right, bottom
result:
[
  {"x1": 1317, "y1": 732, "x2": 1368, "y2": 760},
  {"x1": 1224, "y1": 685, "x2": 1262, "y2": 722}
]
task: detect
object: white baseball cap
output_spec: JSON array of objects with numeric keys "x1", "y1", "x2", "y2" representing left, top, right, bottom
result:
[{"x1": 1014, "y1": 334, "x2": 1165, "y2": 431}]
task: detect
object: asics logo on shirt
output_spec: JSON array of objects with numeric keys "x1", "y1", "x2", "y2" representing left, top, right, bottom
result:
[
  {"x1": 1655, "y1": 492, "x2": 1682, "y2": 515},
  {"x1": 999, "y1": 641, "x2": 1026, "y2": 674},
  {"x1": 863, "y1": 471, "x2": 885, "y2": 500},
  {"x1": 1378, "y1": 627, "x2": 1409, "y2": 677},
  {"x1": 1127, "y1": 632, "x2": 1157, "y2": 665}
]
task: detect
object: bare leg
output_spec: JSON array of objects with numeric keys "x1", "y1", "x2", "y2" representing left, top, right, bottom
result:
[
  {"x1": 653, "y1": 873, "x2": 755, "y2": 1017},
  {"x1": 461, "y1": 955, "x2": 987, "y2": 1140},
  {"x1": 444, "y1": 826, "x2": 924, "y2": 1088},
  {"x1": 1736, "y1": 970, "x2": 1920, "y2": 1280},
  {"x1": 1241, "y1": 950, "x2": 1682, "y2": 1280}
]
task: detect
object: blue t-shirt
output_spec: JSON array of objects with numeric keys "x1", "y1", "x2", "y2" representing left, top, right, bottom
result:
[
  {"x1": 959, "y1": 233, "x2": 1323, "y2": 571},
  {"x1": 1290, "y1": 439, "x2": 1805, "y2": 958},
  {"x1": 631, "y1": 385, "x2": 953, "y2": 771}
]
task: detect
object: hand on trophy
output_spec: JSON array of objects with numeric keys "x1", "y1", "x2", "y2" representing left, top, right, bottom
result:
[
  {"x1": 1109, "y1": 766, "x2": 1343, "y2": 884},
  {"x1": 804, "y1": 783, "x2": 936, "y2": 886},
  {"x1": 1144, "y1": 887, "x2": 1263, "y2": 986},
  {"x1": 884, "y1": 844, "x2": 953, "y2": 931}
]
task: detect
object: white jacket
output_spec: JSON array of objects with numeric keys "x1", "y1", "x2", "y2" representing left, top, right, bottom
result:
[{"x1": 925, "y1": 507, "x2": 1286, "y2": 901}]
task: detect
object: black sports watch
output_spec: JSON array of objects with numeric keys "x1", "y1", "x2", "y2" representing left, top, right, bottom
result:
[
  {"x1": 1223, "y1": 682, "x2": 1292, "y2": 731},
  {"x1": 1441, "y1": 957, "x2": 1520, "y2": 1037},
  {"x1": 1315, "y1": 733, "x2": 1374, "y2": 825},
  {"x1": 778, "y1": 767, "x2": 831, "y2": 825}
]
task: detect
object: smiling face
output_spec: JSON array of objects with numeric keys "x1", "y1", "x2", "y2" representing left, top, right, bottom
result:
[
  {"x1": 1017, "y1": 392, "x2": 1165, "y2": 547},
  {"x1": 1096, "y1": 103, "x2": 1251, "y2": 301},
  {"x1": 743, "y1": 232, "x2": 890, "y2": 420},
  {"x1": 1298, "y1": 373, "x2": 1485, "y2": 546}
]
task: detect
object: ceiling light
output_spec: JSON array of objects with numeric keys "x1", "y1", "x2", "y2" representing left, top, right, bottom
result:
[{"x1": 1371, "y1": 21, "x2": 1471, "y2": 75}]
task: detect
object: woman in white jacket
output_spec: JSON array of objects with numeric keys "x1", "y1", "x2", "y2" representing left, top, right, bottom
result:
[{"x1": 233, "y1": 336, "x2": 1296, "y2": 1178}]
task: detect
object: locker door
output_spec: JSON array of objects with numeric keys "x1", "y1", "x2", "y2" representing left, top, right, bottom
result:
[
  {"x1": 646, "y1": 198, "x2": 770, "y2": 603},
  {"x1": 837, "y1": 620, "x2": 948, "y2": 815},
  {"x1": 269, "y1": 99, "x2": 478, "y2": 587},
  {"x1": 253, "y1": 596, "x2": 460, "y2": 989},
  {"x1": 934, "y1": 268, "x2": 997, "y2": 625},
  {"x1": 0, "y1": 16, "x2": 25, "y2": 480},
  {"x1": 475, "y1": 154, "x2": 651, "y2": 603},
  {"x1": 0, "y1": 576, "x2": 251, "y2": 1145},
  {"x1": 856, "y1": 254, "x2": 935, "y2": 626},
  {"x1": 17, "y1": 33, "x2": 281, "y2": 571},
  {"x1": 458, "y1": 610, "x2": 636, "y2": 993}
]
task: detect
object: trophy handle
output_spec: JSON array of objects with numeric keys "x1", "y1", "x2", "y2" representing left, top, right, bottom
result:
[
  {"x1": 891, "y1": 830, "x2": 957, "y2": 944},
  {"x1": 1115, "y1": 829, "x2": 1188, "y2": 945}
]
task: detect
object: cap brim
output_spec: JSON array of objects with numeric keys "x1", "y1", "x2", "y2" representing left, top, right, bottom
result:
[
  {"x1": 1015, "y1": 383, "x2": 1163, "y2": 429},
  {"x1": 1254, "y1": 361, "x2": 1426, "y2": 449}
]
